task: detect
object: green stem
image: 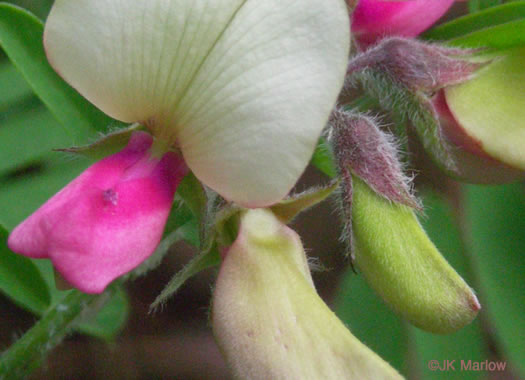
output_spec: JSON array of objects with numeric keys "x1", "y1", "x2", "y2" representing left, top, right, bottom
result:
[{"x1": 0, "y1": 290, "x2": 96, "y2": 379}]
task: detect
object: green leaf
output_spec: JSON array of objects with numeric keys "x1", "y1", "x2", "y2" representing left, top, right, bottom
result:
[
  {"x1": 163, "y1": 200, "x2": 199, "y2": 246},
  {"x1": 469, "y1": 0, "x2": 503, "y2": 13},
  {"x1": 464, "y1": 183, "x2": 525, "y2": 377},
  {"x1": 0, "y1": 153, "x2": 89, "y2": 230},
  {"x1": 176, "y1": 172, "x2": 207, "y2": 233},
  {"x1": 0, "y1": 62, "x2": 33, "y2": 110},
  {"x1": 75, "y1": 286, "x2": 129, "y2": 340},
  {"x1": 450, "y1": 20, "x2": 525, "y2": 49},
  {"x1": 409, "y1": 191, "x2": 487, "y2": 380},
  {"x1": 425, "y1": 2, "x2": 525, "y2": 41},
  {"x1": 334, "y1": 271, "x2": 409, "y2": 376},
  {"x1": 0, "y1": 224, "x2": 51, "y2": 314},
  {"x1": 311, "y1": 137, "x2": 337, "y2": 178},
  {"x1": 0, "y1": 105, "x2": 71, "y2": 175},
  {"x1": 0, "y1": 3, "x2": 114, "y2": 143}
]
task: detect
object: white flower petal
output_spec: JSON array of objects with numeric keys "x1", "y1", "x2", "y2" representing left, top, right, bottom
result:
[{"x1": 45, "y1": 0, "x2": 349, "y2": 206}]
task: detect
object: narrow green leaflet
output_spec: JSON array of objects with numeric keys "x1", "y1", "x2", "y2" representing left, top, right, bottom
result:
[
  {"x1": 469, "y1": 0, "x2": 503, "y2": 13},
  {"x1": 0, "y1": 225, "x2": 50, "y2": 315},
  {"x1": 7, "y1": 0, "x2": 54, "y2": 20},
  {"x1": 409, "y1": 191, "x2": 487, "y2": 380},
  {"x1": 311, "y1": 137, "x2": 337, "y2": 178},
  {"x1": 334, "y1": 271, "x2": 409, "y2": 376},
  {"x1": 0, "y1": 3, "x2": 113, "y2": 143},
  {"x1": 0, "y1": 153, "x2": 89, "y2": 230},
  {"x1": 0, "y1": 62, "x2": 32, "y2": 110},
  {"x1": 0, "y1": 106, "x2": 70, "y2": 175},
  {"x1": 464, "y1": 183, "x2": 525, "y2": 377},
  {"x1": 176, "y1": 173, "x2": 207, "y2": 223},
  {"x1": 450, "y1": 20, "x2": 525, "y2": 49},
  {"x1": 424, "y1": 2, "x2": 525, "y2": 41}
]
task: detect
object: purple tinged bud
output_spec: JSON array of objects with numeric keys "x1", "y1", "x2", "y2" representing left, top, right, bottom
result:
[
  {"x1": 330, "y1": 109, "x2": 420, "y2": 210},
  {"x1": 347, "y1": 37, "x2": 486, "y2": 94}
]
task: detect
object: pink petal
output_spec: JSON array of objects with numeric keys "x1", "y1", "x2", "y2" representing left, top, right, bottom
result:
[
  {"x1": 8, "y1": 132, "x2": 187, "y2": 293},
  {"x1": 352, "y1": 0, "x2": 455, "y2": 48}
]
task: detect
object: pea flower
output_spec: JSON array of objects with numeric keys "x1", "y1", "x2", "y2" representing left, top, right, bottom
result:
[
  {"x1": 9, "y1": 132, "x2": 186, "y2": 293},
  {"x1": 212, "y1": 209, "x2": 403, "y2": 379},
  {"x1": 350, "y1": 0, "x2": 455, "y2": 49},
  {"x1": 7, "y1": 0, "x2": 350, "y2": 293},
  {"x1": 434, "y1": 48, "x2": 525, "y2": 182}
]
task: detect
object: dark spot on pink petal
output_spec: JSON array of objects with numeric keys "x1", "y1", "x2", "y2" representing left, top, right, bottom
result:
[{"x1": 103, "y1": 189, "x2": 119, "y2": 206}]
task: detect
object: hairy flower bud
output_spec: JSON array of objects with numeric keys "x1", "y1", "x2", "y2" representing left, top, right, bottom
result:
[
  {"x1": 330, "y1": 109, "x2": 420, "y2": 209},
  {"x1": 347, "y1": 37, "x2": 484, "y2": 94},
  {"x1": 351, "y1": 176, "x2": 480, "y2": 334},
  {"x1": 212, "y1": 209, "x2": 402, "y2": 379}
]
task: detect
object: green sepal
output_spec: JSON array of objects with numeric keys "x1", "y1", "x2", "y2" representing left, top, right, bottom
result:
[
  {"x1": 54, "y1": 124, "x2": 143, "y2": 161},
  {"x1": 270, "y1": 181, "x2": 339, "y2": 224}
]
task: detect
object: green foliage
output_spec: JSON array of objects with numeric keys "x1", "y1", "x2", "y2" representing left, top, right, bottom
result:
[
  {"x1": 75, "y1": 287, "x2": 130, "y2": 340},
  {"x1": 409, "y1": 192, "x2": 487, "y2": 380},
  {"x1": 425, "y1": 2, "x2": 525, "y2": 49},
  {"x1": 0, "y1": 225, "x2": 50, "y2": 315},
  {"x1": 311, "y1": 137, "x2": 337, "y2": 178},
  {"x1": 469, "y1": 0, "x2": 503, "y2": 13},
  {"x1": 464, "y1": 184, "x2": 525, "y2": 377},
  {"x1": 0, "y1": 3, "x2": 113, "y2": 143},
  {"x1": 334, "y1": 273, "x2": 409, "y2": 375}
]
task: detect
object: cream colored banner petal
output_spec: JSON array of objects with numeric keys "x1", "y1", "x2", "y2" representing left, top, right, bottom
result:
[
  {"x1": 45, "y1": 0, "x2": 246, "y2": 124},
  {"x1": 177, "y1": 0, "x2": 349, "y2": 206},
  {"x1": 45, "y1": 0, "x2": 350, "y2": 206}
]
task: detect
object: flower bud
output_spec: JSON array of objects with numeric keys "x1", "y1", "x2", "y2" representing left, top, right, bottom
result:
[
  {"x1": 347, "y1": 37, "x2": 484, "y2": 94},
  {"x1": 8, "y1": 132, "x2": 187, "y2": 293},
  {"x1": 330, "y1": 109, "x2": 420, "y2": 209},
  {"x1": 351, "y1": 176, "x2": 480, "y2": 334},
  {"x1": 212, "y1": 209, "x2": 402, "y2": 379},
  {"x1": 350, "y1": 0, "x2": 455, "y2": 49},
  {"x1": 439, "y1": 47, "x2": 525, "y2": 175},
  {"x1": 432, "y1": 89, "x2": 525, "y2": 183}
]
